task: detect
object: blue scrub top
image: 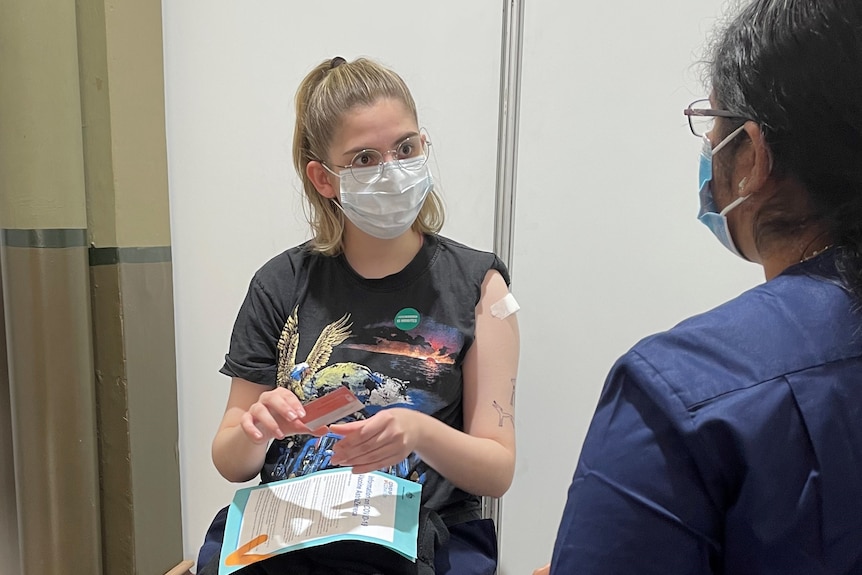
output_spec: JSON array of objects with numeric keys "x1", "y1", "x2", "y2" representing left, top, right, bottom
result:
[{"x1": 551, "y1": 251, "x2": 862, "y2": 575}]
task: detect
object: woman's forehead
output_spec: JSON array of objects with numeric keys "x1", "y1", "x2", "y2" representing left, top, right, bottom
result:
[{"x1": 331, "y1": 99, "x2": 418, "y2": 152}]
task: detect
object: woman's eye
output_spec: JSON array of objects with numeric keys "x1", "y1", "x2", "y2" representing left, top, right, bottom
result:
[
  {"x1": 398, "y1": 142, "x2": 415, "y2": 157},
  {"x1": 355, "y1": 152, "x2": 377, "y2": 166}
]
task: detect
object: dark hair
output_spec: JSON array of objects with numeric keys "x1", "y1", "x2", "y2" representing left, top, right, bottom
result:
[{"x1": 708, "y1": 0, "x2": 862, "y2": 300}]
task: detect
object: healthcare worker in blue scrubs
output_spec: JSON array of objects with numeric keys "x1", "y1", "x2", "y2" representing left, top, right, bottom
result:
[{"x1": 543, "y1": 0, "x2": 862, "y2": 573}]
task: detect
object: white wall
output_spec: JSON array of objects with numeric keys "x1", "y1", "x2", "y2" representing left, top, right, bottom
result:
[
  {"x1": 164, "y1": 1, "x2": 764, "y2": 572},
  {"x1": 163, "y1": 0, "x2": 503, "y2": 567},
  {"x1": 499, "y1": 2, "x2": 762, "y2": 573}
]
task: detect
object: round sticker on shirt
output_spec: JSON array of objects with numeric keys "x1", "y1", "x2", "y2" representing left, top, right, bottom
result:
[{"x1": 394, "y1": 308, "x2": 421, "y2": 331}]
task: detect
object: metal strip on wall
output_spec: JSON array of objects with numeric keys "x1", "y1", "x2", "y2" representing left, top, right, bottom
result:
[{"x1": 484, "y1": 0, "x2": 525, "y2": 565}]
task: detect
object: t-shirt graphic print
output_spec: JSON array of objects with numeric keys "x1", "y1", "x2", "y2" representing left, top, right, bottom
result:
[{"x1": 269, "y1": 304, "x2": 465, "y2": 486}]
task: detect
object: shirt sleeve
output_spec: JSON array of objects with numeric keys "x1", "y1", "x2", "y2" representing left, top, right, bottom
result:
[
  {"x1": 550, "y1": 351, "x2": 722, "y2": 575},
  {"x1": 219, "y1": 275, "x2": 286, "y2": 386}
]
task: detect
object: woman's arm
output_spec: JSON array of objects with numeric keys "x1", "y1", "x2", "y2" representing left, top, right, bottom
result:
[
  {"x1": 211, "y1": 377, "x2": 314, "y2": 482},
  {"x1": 330, "y1": 269, "x2": 520, "y2": 498}
]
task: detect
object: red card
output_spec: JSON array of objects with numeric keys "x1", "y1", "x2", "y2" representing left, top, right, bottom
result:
[{"x1": 301, "y1": 386, "x2": 363, "y2": 430}]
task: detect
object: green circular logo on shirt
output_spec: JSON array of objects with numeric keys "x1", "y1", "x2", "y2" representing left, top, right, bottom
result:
[{"x1": 394, "y1": 308, "x2": 421, "y2": 331}]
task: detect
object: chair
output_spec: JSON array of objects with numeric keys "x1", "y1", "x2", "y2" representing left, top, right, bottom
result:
[{"x1": 164, "y1": 559, "x2": 194, "y2": 575}]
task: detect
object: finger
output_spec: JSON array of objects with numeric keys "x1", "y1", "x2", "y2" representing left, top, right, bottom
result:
[
  {"x1": 239, "y1": 412, "x2": 267, "y2": 443},
  {"x1": 346, "y1": 454, "x2": 398, "y2": 474},
  {"x1": 329, "y1": 427, "x2": 382, "y2": 454},
  {"x1": 272, "y1": 387, "x2": 307, "y2": 418},
  {"x1": 262, "y1": 392, "x2": 303, "y2": 424},
  {"x1": 328, "y1": 419, "x2": 369, "y2": 437},
  {"x1": 332, "y1": 441, "x2": 396, "y2": 468},
  {"x1": 248, "y1": 403, "x2": 285, "y2": 439}
]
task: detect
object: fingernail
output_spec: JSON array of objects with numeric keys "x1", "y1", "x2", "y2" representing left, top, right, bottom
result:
[
  {"x1": 275, "y1": 427, "x2": 285, "y2": 438},
  {"x1": 298, "y1": 408, "x2": 306, "y2": 418},
  {"x1": 285, "y1": 411, "x2": 297, "y2": 421}
]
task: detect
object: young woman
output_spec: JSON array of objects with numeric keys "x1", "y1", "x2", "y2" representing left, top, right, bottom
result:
[{"x1": 198, "y1": 56, "x2": 519, "y2": 575}]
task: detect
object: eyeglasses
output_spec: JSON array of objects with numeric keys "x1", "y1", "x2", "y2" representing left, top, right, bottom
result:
[
  {"x1": 683, "y1": 98, "x2": 748, "y2": 137},
  {"x1": 323, "y1": 134, "x2": 430, "y2": 184}
]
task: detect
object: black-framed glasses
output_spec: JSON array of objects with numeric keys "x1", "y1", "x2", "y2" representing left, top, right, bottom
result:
[
  {"x1": 683, "y1": 98, "x2": 748, "y2": 137},
  {"x1": 322, "y1": 133, "x2": 430, "y2": 184}
]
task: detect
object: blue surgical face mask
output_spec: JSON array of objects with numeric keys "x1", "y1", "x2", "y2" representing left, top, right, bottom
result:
[{"x1": 698, "y1": 125, "x2": 749, "y2": 258}]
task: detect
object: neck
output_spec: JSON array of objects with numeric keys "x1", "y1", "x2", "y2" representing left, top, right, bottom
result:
[
  {"x1": 761, "y1": 227, "x2": 832, "y2": 280},
  {"x1": 341, "y1": 226, "x2": 424, "y2": 279}
]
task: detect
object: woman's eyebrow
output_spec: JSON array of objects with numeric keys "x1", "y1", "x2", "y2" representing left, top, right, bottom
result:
[{"x1": 340, "y1": 131, "x2": 420, "y2": 157}]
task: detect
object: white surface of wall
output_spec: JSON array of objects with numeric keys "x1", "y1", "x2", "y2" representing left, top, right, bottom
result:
[
  {"x1": 164, "y1": 1, "x2": 765, "y2": 572},
  {"x1": 498, "y1": 1, "x2": 762, "y2": 573}
]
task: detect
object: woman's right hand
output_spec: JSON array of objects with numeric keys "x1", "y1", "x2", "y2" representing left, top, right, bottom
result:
[
  {"x1": 214, "y1": 378, "x2": 327, "y2": 482},
  {"x1": 239, "y1": 386, "x2": 313, "y2": 443}
]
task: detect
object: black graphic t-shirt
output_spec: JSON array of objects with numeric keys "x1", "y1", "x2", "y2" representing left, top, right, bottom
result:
[{"x1": 220, "y1": 234, "x2": 509, "y2": 525}]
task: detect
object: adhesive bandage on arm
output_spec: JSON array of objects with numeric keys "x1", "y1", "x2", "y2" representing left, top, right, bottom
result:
[{"x1": 490, "y1": 293, "x2": 520, "y2": 319}]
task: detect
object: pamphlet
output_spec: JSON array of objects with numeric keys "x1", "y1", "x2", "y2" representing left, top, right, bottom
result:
[{"x1": 218, "y1": 468, "x2": 422, "y2": 574}]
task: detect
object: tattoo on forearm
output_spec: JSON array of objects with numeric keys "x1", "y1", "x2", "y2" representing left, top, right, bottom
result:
[
  {"x1": 493, "y1": 400, "x2": 515, "y2": 428},
  {"x1": 510, "y1": 378, "x2": 516, "y2": 406}
]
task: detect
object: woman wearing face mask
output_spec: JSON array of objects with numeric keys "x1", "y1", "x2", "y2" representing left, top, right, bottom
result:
[
  {"x1": 196, "y1": 57, "x2": 519, "y2": 575},
  {"x1": 536, "y1": 0, "x2": 862, "y2": 573}
]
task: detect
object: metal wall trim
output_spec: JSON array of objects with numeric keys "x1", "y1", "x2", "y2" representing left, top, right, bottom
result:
[
  {"x1": 484, "y1": 0, "x2": 525, "y2": 567},
  {"x1": 0, "y1": 228, "x2": 87, "y2": 249}
]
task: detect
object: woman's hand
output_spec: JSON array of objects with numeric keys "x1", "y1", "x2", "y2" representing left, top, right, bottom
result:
[
  {"x1": 328, "y1": 408, "x2": 421, "y2": 473},
  {"x1": 215, "y1": 378, "x2": 327, "y2": 482},
  {"x1": 239, "y1": 387, "x2": 322, "y2": 444}
]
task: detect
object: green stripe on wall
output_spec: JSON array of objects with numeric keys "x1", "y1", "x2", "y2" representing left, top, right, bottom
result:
[
  {"x1": 88, "y1": 246, "x2": 172, "y2": 266},
  {"x1": 1, "y1": 228, "x2": 87, "y2": 248},
  {"x1": 0, "y1": 229, "x2": 171, "y2": 266}
]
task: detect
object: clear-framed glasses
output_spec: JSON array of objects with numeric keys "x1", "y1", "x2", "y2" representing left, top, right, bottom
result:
[
  {"x1": 323, "y1": 133, "x2": 431, "y2": 184},
  {"x1": 683, "y1": 98, "x2": 748, "y2": 137}
]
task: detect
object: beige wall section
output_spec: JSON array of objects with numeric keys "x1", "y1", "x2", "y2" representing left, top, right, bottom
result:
[
  {"x1": 78, "y1": 0, "x2": 185, "y2": 570},
  {"x1": 89, "y1": 264, "x2": 134, "y2": 575},
  {"x1": 0, "y1": 0, "x2": 87, "y2": 230},
  {"x1": 0, "y1": 0, "x2": 102, "y2": 573},
  {"x1": 122, "y1": 261, "x2": 184, "y2": 575},
  {"x1": 77, "y1": 0, "x2": 117, "y2": 246},
  {"x1": 78, "y1": 0, "x2": 172, "y2": 248},
  {"x1": 0, "y1": 258, "x2": 21, "y2": 571},
  {"x1": 1, "y1": 246, "x2": 101, "y2": 574},
  {"x1": 91, "y1": 260, "x2": 184, "y2": 575}
]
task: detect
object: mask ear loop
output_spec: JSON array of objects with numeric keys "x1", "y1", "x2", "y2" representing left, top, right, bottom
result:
[
  {"x1": 328, "y1": 198, "x2": 346, "y2": 240},
  {"x1": 719, "y1": 176, "x2": 750, "y2": 216},
  {"x1": 421, "y1": 127, "x2": 445, "y2": 208},
  {"x1": 711, "y1": 124, "x2": 747, "y2": 155}
]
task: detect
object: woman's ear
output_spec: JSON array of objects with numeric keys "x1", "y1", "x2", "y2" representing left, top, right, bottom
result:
[
  {"x1": 740, "y1": 120, "x2": 773, "y2": 196},
  {"x1": 306, "y1": 161, "x2": 338, "y2": 199}
]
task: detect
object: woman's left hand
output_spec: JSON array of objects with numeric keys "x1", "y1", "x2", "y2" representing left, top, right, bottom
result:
[{"x1": 328, "y1": 408, "x2": 422, "y2": 474}]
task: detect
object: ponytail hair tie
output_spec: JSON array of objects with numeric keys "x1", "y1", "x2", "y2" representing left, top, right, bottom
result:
[{"x1": 330, "y1": 56, "x2": 346, "y2": 69}]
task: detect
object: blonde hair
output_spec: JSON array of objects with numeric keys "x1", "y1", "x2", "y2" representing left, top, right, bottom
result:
[{"x1": 293, "y1": 57, "x2": 445, "y2": 256}]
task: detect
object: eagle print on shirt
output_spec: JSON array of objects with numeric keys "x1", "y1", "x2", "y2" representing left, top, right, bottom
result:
[{"x1": 269, "y1": 306, "x2": 464, "y2": 484}]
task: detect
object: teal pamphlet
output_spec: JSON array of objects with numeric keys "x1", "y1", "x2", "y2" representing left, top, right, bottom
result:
[{"x1": 218, "y1": 469, "x2": 422, "y2": 574}]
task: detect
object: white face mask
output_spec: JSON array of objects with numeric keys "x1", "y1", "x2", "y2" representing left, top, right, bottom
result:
[{"x1": 336, "y1": 156, "x2": 433, "y2": 239}]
